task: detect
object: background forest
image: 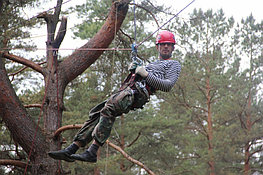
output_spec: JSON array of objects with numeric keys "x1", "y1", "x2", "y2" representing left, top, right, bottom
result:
[{"x1": 1, "y1": 0, "x2": 263, "y2": 174}]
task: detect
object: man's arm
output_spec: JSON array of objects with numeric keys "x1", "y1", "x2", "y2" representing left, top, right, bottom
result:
[{"x1": 144, "y1": 61, "x2": 181, "y2": 92}]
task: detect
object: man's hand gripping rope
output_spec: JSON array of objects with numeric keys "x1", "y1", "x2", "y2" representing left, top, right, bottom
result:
[{"x1": 128, "y1": 44, "x2": 148, "y2": 78}]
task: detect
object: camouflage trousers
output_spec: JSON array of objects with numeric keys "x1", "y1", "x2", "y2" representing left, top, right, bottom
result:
[{"x1": 73, "y1": 86, "x2": 140, "y2": 146}]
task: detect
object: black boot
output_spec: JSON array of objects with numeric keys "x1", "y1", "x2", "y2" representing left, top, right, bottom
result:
[
  {"x1": 70, "y1": 144, "x2": 99, "y2": 163},
  {"x1": 48, "y1": 143, "x2": 79, "y2": 162}
]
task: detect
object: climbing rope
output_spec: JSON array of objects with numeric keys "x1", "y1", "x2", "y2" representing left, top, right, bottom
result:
[
  {"x1": 23, "y1": 52, "x2": 56, "y2": 175},
  {"x1": 133, "y1": 0, "x2": 137, "y2": 46},
  {"x1": 136, "y1": 0, "x2": 195, "y2": 48},
  {"x1": 130, "y1": 0, "x2": 195, "y2": 66}
]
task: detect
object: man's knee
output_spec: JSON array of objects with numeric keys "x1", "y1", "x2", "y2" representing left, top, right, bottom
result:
[
  {"x1": 109, "y1": 87, "x2": 134, "y2": 114},
  {"x1": 92, "y1": 116, "x2": 115, "y2": 146}
]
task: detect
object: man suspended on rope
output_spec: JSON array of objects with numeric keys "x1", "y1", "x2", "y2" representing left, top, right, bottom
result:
[{"x1": 48, "y1": 30, "x2": 181, "y2": 163}]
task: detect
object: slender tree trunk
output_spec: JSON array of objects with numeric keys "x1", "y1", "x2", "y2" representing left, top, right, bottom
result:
[
  {"x1": 244, "y1": 94, "x2": 252, "y2": 175},
  {"x1": 206, "y1": 72, "x2": 215, "y2": 175},
  {"x1": 244, "y1": 43, "x2": 254, "y2": 175},
  {"x1": 205, "y1": 42, "x2": 215, "y2": 174}
]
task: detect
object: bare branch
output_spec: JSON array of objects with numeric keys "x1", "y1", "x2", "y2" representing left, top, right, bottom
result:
[
  {"x1": 127, "y1": 131, "x2": 141, "y2": 147},
  {"x1": 1, "y1": 51, "x2": 44, "y2": 75},
  {"x1": 53, "y1": 124, "x2": 83, "y2": 138},
  {"x1": 130, "y1": 3, "x2": 160, "y2": 28},
  {"x1": 249, "y1": 147, "x2": 263, "y2": 158},
  {"x1": 53, "y1": 16, "x2": 67, "y2": 48},
  {"x1": 8, "y1": 61, "x2": 46, "y2": 82},
  {"x1": 0, "y1": 159, "x2": 30, "y2": 170},
  {"x1": 106, "y1": 140, "x2": 156, "y2": 175},
  {"x1": 24, "y1": 104, "x2": 42, "y2": 108}
]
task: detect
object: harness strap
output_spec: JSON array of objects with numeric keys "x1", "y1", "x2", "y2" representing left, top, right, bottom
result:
[{"x1": 119, "y1": 72, "x2": 155, "y2": 95}]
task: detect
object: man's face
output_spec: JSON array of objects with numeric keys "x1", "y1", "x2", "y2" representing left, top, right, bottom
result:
[{"x1": 156, "y1": 43, "x2": 175, "y2": 60}]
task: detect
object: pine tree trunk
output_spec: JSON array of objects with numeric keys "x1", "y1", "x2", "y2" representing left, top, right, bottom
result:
[
  {"x1": 205, "y1": 50, "x2": 215, "y2": 175},
  {"x1": 0, "y1": 57, "x2": 59, "y2": 174},
  {"x1": 244, "y1": 95, "x2": 252, "y2": 175},
  {"x1": 206, "y1": 75, "x2": 215, "y2": 175}
]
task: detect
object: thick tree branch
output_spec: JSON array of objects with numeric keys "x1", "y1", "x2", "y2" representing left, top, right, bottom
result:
[
  {"x1": 37, "y1": 0, "x2": 62, "y2": 41},
  {"x1": 54, "y1": 0, "x2": 63, "y2": 21},
  {"x1": 60, "y1": 0, "x2": 131, "y2": 86},
  {"x1": 1, "y1": 51, "x2": 44, "y2": 75},
  {"x1": 0, "y1": 159, "x2": 30, "y2": 170},
  {"x1": 37, "y1": 12, "x2": 52, "y2": 23},
  {"x1": 53, "y1": 124, "x2": 83, "y2": 138}
]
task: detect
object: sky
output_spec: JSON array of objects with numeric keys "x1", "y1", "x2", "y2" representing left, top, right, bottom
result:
[
  {"x1": 170, "y1": 0, "x2": 262, "y2": 22},
  {"x1": 25, "y1": 0, "x2": 263, "y2": 57}
]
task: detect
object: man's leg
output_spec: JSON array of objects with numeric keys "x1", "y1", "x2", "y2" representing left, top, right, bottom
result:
[
  {"x1": 73, "y1": 101, "x2": 107, "y2": 145},
  {"x1": 48, "y1": 101, "x2": 106, "y2": 162},
  {"x1": 70, "y1": 103, "x2": 116, "y2": 162},
  {"x1": 71, "y1": 88, "x2": 134, "y2": 162}
]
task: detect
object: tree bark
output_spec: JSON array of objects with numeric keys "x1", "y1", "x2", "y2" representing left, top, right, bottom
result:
[
  {"x1": 60, "y1": 0, "x2": 129, "y2": 86},
  {"x1": 244, "y1": 94, "x2": 252, "y2": 175},
  {"x1": 205, "y1": 50, "x2": 215, "y2": 174},
  {"x1": 0, "y1": 0, "x2": 130, "y2": 174},
  {"x1": 0, "y1": 57, "x2": 51, "y2": 174},
  {"x1": 0, "y1": 159, "x2": 30, "y2": 170},
  {"x1": 206, "y1": 73, "x2": 215, "y2": 175}
]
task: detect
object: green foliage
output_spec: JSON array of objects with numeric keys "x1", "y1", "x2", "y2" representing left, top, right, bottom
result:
[{"x1": 170, "y1": 8, "x2": 263, "y2": 175}]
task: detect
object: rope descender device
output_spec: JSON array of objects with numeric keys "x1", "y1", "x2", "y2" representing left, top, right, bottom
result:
[{"x1": 131, "y1": 43, "x2": 142, "y2": 66}]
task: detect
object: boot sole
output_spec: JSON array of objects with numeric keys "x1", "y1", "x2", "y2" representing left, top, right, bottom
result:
[
  {"x1": 70, "y1": 154, "x2": 97, "y2": 163},
  {"x1": 48, "y1": 152, "x2": 75, "y2": 162}
]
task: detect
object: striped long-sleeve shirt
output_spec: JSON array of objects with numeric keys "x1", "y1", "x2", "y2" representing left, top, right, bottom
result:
[{"x1": 145, "y1": 59, "x2": 181, "y2": 92}]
